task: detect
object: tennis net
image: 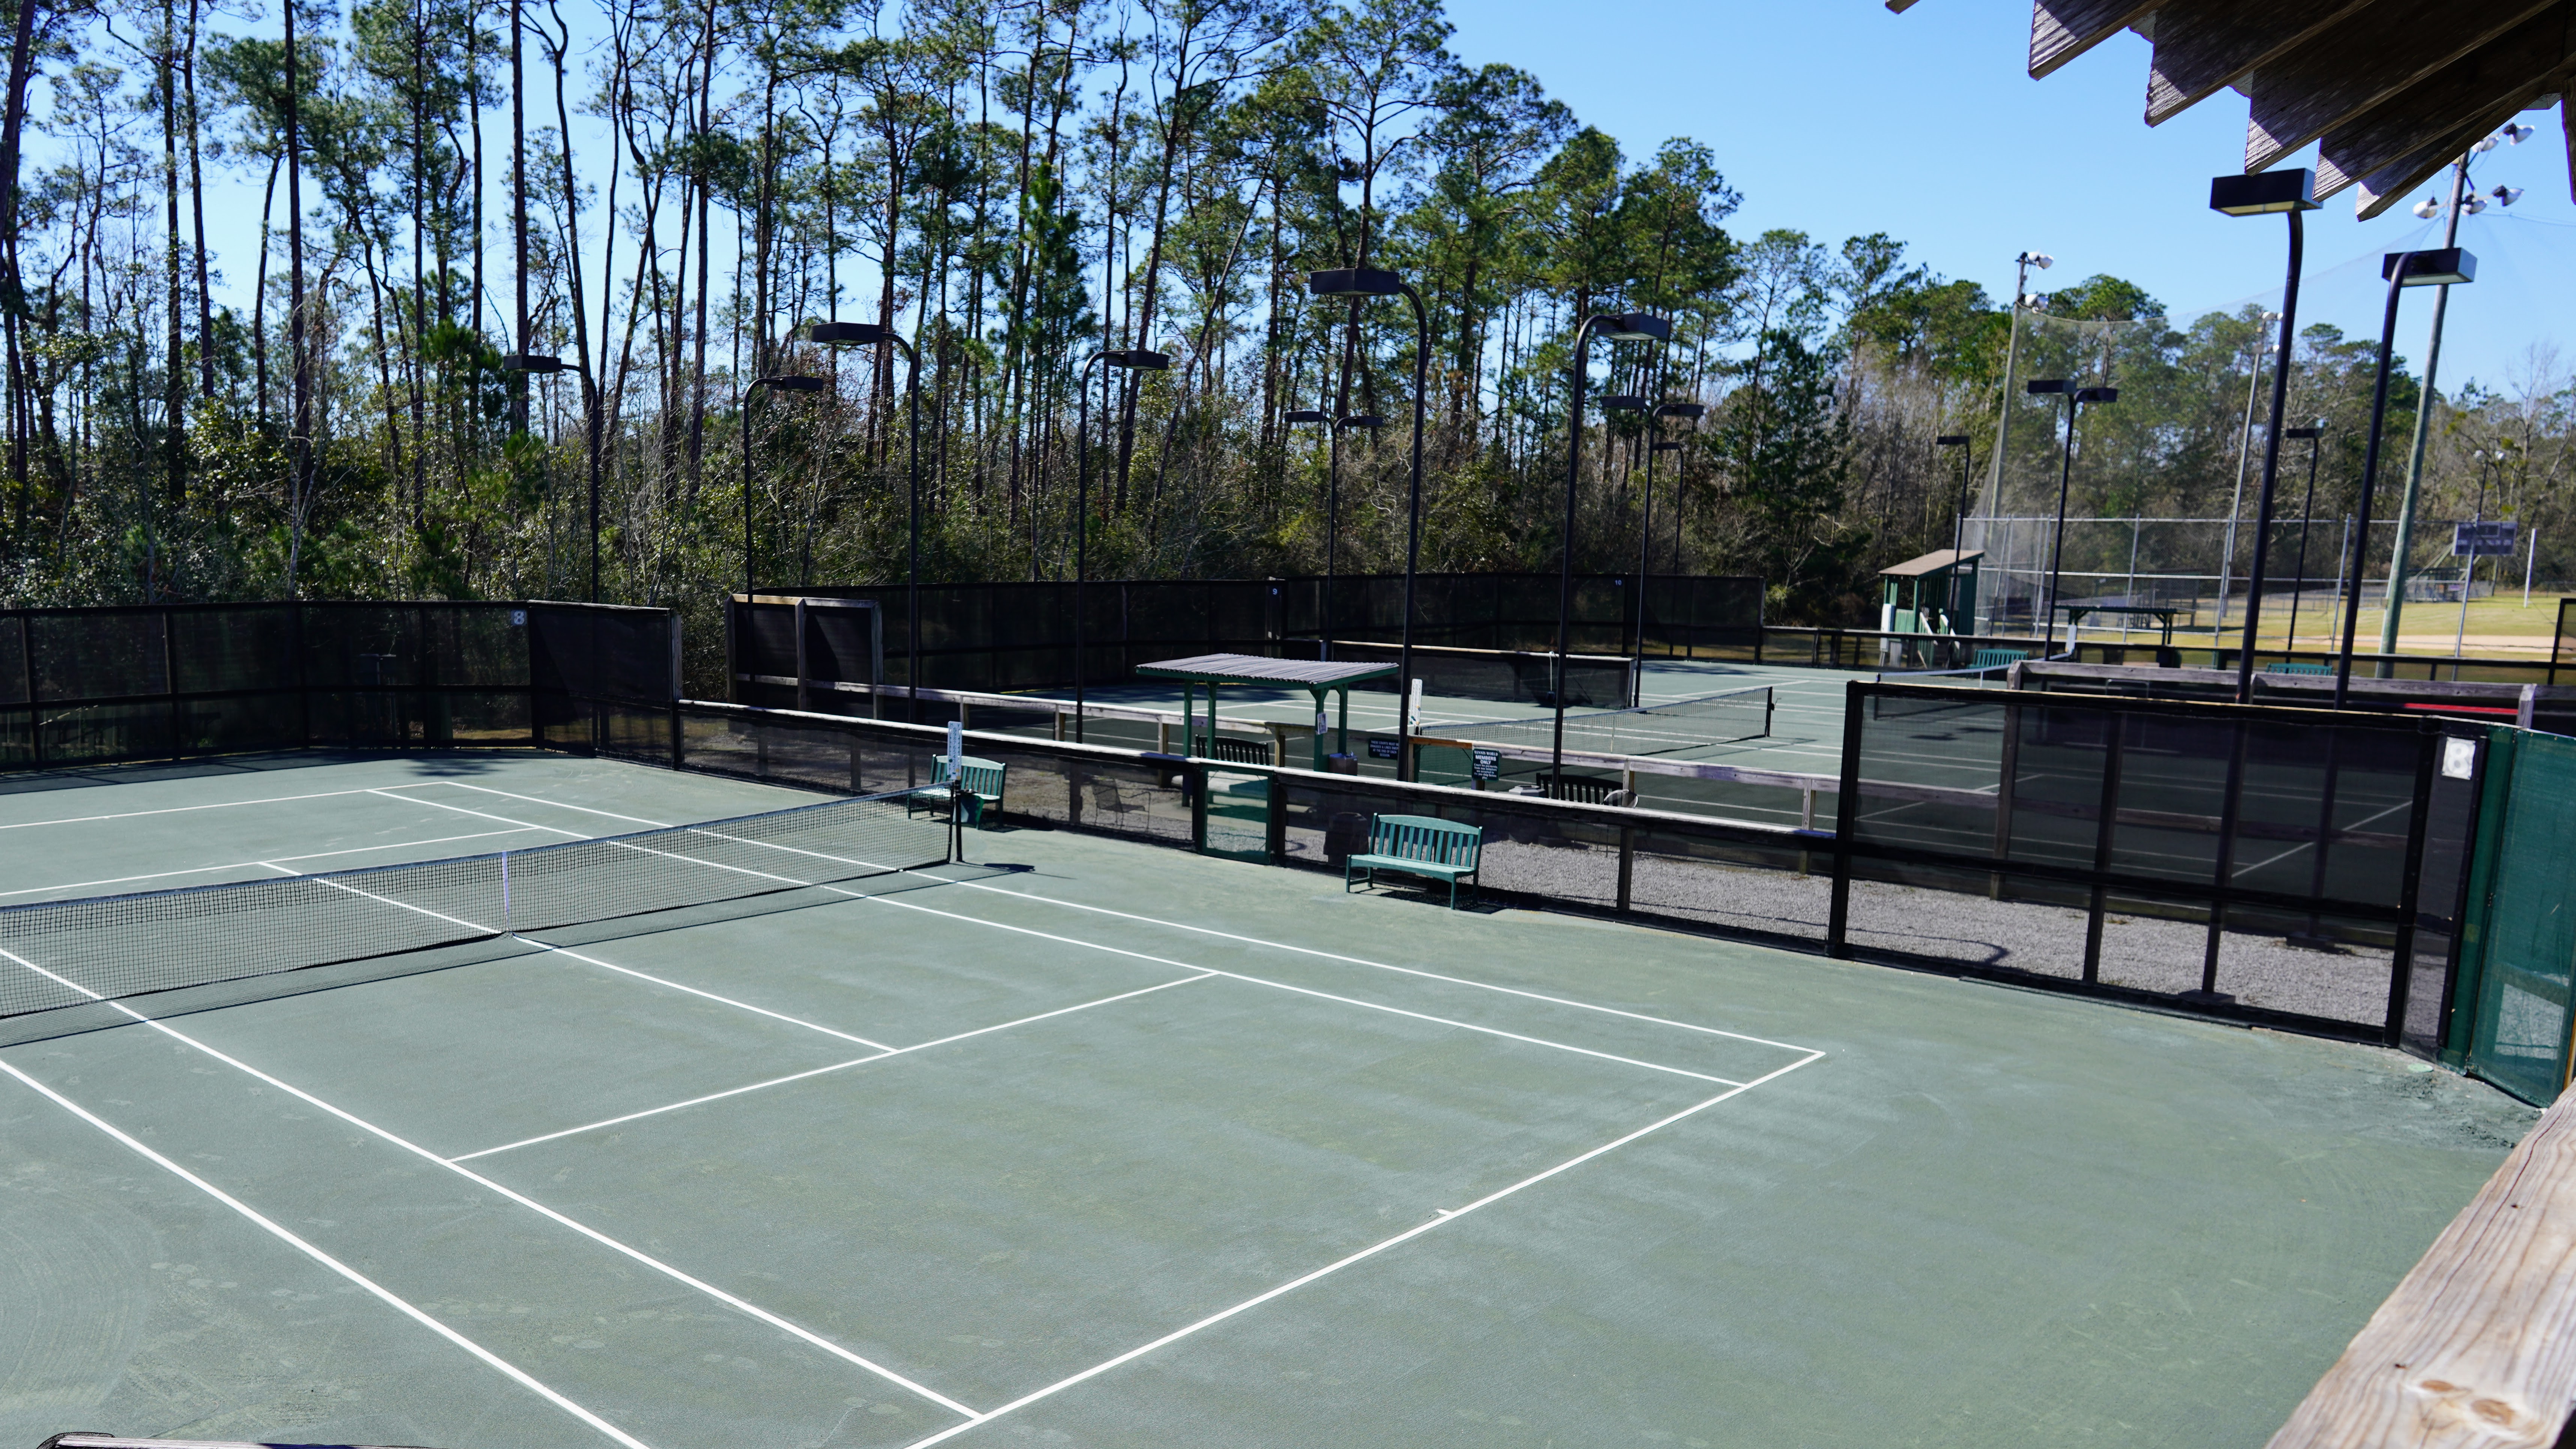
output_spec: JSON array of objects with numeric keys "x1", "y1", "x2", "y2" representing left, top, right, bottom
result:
[
  {"x1": 0, "y1": 787, "x2": 954, "y2": 1026},
  {"x1": 1433, "y1": 685, "x2": 1774, "y2": 759}
]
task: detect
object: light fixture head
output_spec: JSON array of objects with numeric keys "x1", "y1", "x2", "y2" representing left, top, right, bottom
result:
[
  {"x1": 1339, "y1": 413, "x2": 1386, "y2": 429},
  {"x1": 1283, "y1": 409, "x2": 1329, "y2": 424},
  {"x1": 803, "y1": 320, "x2": 892, "y2": 346},
  {"x1": 1654, "y1": 402, "x2": 1707, "y2": 420},
  {"x1": 1935, "y1": 433, "x2": 1971, "y2": 447},
  {"x1": 2412, "y1": 196, "x2": 2443, "y2": 219},
  {"x1": 500, "y1": 353, "x2": 566, "y2": 374},
  {"x1": 2209, "y1": 169, "x2": 2320, "y2": 216},
  {"x1": 2073, "y1": 386, "x2": 2119, "y2": 404},
  {"x1": 1600, "y1": 394, "x2": 1648, "y2": 412},
  {"x1": 2025, "y1": 379, "x2": 2072, "y2": 395},
  {"x1": 2281, "y1": 425, "x2": 2323, "y2": 439},
  {"x1": 2493, "y1": 185, "x2": 2524, "y2": 207},
  {"x1": 2384, "y1": 247, "x2": 2476, "y2": 286},
  {"x1": 1595, "y1": 312, "x2": 1672, "y2": 343},
  {"x1": 2020, "y1": 292, "x2": 2047, "y2": 309},
  {"x1": 1104, "y1": 348, "x2": 1171, "y2": 370},
  {"x1": 759, "y1": 375, "x2": 829, "y2": 393},
  {"x1": 2462, "y1": 194, "x2": 2488, "y2": 214},
  {"x1": 2022, "y1": 251, "x2": 2054, "y2": 269},
  {"x1": 1307, "y1": 267, "x2": 1403, "y2": 298},
  {"x1": 2504, "y1": 123, "x2": 2536, "y2": 145}
]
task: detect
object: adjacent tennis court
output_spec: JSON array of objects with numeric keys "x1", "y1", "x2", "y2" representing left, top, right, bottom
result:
[{"x1": 0, "y1": 749, "x2": 2534, "y2": 1448}]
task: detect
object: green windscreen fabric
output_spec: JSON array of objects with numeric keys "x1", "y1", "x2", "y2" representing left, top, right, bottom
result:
[{"x1": 2467, "y1": 729, "x2": 2576, "y2": 1104}]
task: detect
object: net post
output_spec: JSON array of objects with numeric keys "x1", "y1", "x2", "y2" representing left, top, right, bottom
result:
[
  {"x1": 500, "y1": 850, "x2": 510, "y2": 934},
  {"x1": 1265, "y1": 767, "x2": 1287, "y2": 865},
  {"x1": 1616, "y1": 824, "x2": 1633, "y2": 912},
  {"x1": 2385, "y1": 728, "x2": 2440, "y2": 1047}
]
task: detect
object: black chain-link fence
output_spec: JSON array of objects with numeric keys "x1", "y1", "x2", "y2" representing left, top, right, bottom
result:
[{"x1": 0, "y1": 601, "x2": 675, "y2": 771}]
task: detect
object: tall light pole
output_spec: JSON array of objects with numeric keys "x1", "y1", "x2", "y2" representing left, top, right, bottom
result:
[
  {"x1": 501, "y1": 351, "x2": 583, "y2": 597},
  {"x1": 2332, "y1": 247, "x2": 2476, "y2": 708},
  {"x1": 2379, "y1": 125, "x2": 2531, "y2": 665},
  {"x1": 805, "y1": 321, "x2": 922, "y2": 719},
  {"x1": 2281, "y1": 423, "x2": 2323, "y2": 649},
  {"x1": 1937, "y1": 433, "x2": 1973, "y2": 632},
  {"x1": 1069, "y1": 347, "x2": 1169, "y2": 740},
  {"x1": 740, "y1": 372, "x2": 828, "y2": 598},
  {"x1": 1283, "y1": 406, "x2": 1383, "y2": 647},
  {"x1": 1600, "y1": 394, "x2": 1649, "y2": 698},
  {"x1": 2210, "y1": 168, "x2": 2317, "y2": 701},
  {"x1": 1636, "y1": 400, "x2": 1703, "y2": 696},
  {"x1": 1308, "y1": 267, "x2": 1429, "y2": 781},
  {"x1": 1985, "y1": 250, "x2": 2052, "y2": 630},
  {"x1": 2213, "y1": 315, "x2": 2280, "y2": 640},
  {"x1": 1550, "y1": 311, "x2": 1672, "y2": 788},
  {"x1": 2026, "y1": 380, "x2": 2117, "y2": 653}
]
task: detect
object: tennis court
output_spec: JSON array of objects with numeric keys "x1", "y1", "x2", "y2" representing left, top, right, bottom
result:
[{"x1": 0, "y1": 749, "x2": 2535, "y2": 1448}]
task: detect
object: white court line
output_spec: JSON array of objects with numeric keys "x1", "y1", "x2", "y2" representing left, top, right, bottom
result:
[
  {"x1": 391, "y1": 781, "x2": 1818, "y2": 1064},
  {"x1": 0, "y1": 943, "x2": 985, "y2": 1424},
  {"x1": 895, "y1": 1048, "x2": 1826, "y2": 1449},
  {"x1": 448, "y1": 973, "x2": 1216, "y2": 1162},
  {"x1": 0, "y1": 826, "x2": 543, "y2": 900},
  {"x1": 257, "y1": 862, "x2": 897, "y2": 1052},
  {"x1": 0, "y1": 784, "x2": 394, "y2": 832},
  {"x1": 359, "y1": 788, "x2": 1757, "y2": 1086},
  {"x1": 0, "y1": 1053, "x2": 655, "y2": 1449}
]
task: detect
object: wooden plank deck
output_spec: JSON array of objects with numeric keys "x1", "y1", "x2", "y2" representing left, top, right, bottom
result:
[{"x1": 2268, "y1": 1083, "x2": 2576, "y2": 1448}]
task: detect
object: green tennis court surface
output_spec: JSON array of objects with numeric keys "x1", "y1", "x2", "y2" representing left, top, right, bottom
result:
[{"x1": 0, "y1": 751, "x2": 2534, "y2": 1448}]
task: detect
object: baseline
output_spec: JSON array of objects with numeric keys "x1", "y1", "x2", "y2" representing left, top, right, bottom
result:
[{"x1": 896, "y1": 1047, "x2": 1825, "y2": 1449}]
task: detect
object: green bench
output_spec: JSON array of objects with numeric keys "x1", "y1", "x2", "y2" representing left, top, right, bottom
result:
[
  {"x1": 2266, "y1": 661, "x2": 2332, "y2": 675},
  {"x1": 1971, "y1": 647, "x2": 2030, "y2": 671},
  {"x1": 915, "y1": 754, "x2": 1005, "y2": 829},
  {"x1": 1345, "y1": 813, "x2": 1484, "y2": 908}
]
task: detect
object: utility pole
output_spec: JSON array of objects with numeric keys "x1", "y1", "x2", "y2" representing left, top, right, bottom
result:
[
  {"x1": 1986, "y1": 251, "x2": 2049, "y2": 633},
  {"x1": 2374, "y1": 153, "x2": 2470, "y2": 665}
]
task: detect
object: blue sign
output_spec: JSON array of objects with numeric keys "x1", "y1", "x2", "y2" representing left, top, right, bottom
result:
[{"x1": 2453, "y1": 520, "x2": 2518, "y2": 557}]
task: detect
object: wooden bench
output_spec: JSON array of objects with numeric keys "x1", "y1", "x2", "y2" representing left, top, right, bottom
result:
[
  {"x1": 1345, "y1": 813, "x2": 1484, "y2": 907},
  {"x1": 2267, "y1": 1082, "x2": 2576, "y2": 1447},
  {"x1": 915, "y1": 755, "x2": 1005, "y2": 829}
]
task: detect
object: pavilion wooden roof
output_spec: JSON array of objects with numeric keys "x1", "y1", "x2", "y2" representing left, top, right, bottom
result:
[{"x1": 1888, "y1": 0, "x2": 2576, "y2": 217}]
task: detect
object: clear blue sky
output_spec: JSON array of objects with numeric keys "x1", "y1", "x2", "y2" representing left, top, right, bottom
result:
[{"x1": 1444, "y1": 0, "x2": 2574, "y2": 396}]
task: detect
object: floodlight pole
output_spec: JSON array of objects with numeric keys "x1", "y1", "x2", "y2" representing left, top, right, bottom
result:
[
  {"x1": 2286, "y1": 429, "x2": 2323, "y2": 648},
  {"x1": 1938, "y1": 434, "x2": 1973, "y2": 629},
  {"x1": 2336, "y1": 263, "x2": 2423, "y2": 708},
  {"x1": 2377, "y1": 154, "x2": 2474, "y2": 666},
  {"x1": 1986, "y1": 250, "x2": 2049, "y2": 631},
  {"x1": 2039, "y1": 388, "x2": 2080, "y2": 652},
  {"x1": 803, "y1": 322, "x2": 922, "y2": 721},
  {"x1": 1395, "y1": 284, "x2": 1429, "y2": 782},
  {"x1": 1553, "y1": 314, "x2": 1670, "y2": 786},
  {"x1": 2231, "y1": 217, "x2": 2303, "y2": 703}
]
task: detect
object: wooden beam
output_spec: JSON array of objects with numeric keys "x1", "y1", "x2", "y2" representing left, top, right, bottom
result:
[
  {"x1": 2316, "y1": 9, "x2": 2576, "y2": 196},
  {"x1": 1885, "y1": 0, "x2": 1923, "y2": 11},
  {"x1": 2266, "y1": 1083, "x2": 2576, "y2": 1448},
  {"x1": 2350, "y1": 107, "x2": 2526, "y2": 217},
  {"x1": 2146, "y1": 0, "x2": 2373, "y2": 126},
  {"x1": 2243, "y1": 0, "x2": 2556, "y2": 173},
  {"x1": 2030, "y1": 0, "x2": 2158, "y2": 79}
]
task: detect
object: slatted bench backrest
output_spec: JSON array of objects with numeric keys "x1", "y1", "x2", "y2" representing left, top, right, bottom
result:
[
  {"x1": 1369, "y1": 814, "x2": 1482, "y2": 869},
  {"x1": 938, "y1": 756, "x2": 1006, "y2": 796}
]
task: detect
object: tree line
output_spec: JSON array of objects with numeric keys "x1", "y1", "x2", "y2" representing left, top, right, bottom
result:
[{"x1": 0, "y1": 0, "x2": 2565, "y2": 667}]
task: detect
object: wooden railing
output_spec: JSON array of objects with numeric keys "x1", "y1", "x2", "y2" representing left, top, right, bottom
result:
[{"x1": 2268, "y1": 1084, "x2": 2576, "y2": 1447}]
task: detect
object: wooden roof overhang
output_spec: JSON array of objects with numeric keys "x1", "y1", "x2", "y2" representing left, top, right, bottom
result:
[{"x1": 1888, "y1": 0, "x2": 2576, "y2": 217}]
